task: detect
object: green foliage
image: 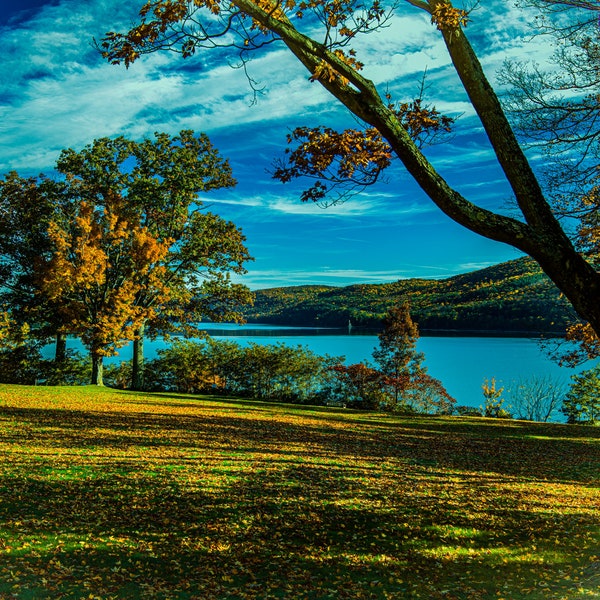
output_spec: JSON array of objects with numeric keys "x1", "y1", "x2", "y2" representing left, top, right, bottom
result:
[
  {"x1": 231, "y1": 342, "x2": 340, "y2": 402},
  {"x1": 1, "y1": 131, "x2": 252, "y2": 388},
  {"x1": 562, "y1": 365, "x2": 600, "y2": 424},
  {"x1": 40, "y1": 352, "x2": 92, "y2": 386},
  {"x1": 0, "y1": 344, "x2": 92, "y2": 387},
  {"x1": 146, "y1": 338, "x2": 341, "y2": 403},
  {"x1": 146, "y1": 338, "x2": 236, "y2": 393},
  {"x1": 0, "y1": 345, "x2": 42, "y2": 385},
  {"x1": 0, "y1": 174, "x2": 65, "y2": 346},
  {"x1": 456, "y1": 405, "x2": 483, "y2": 417},
  {"x1": 243, "y1": 257, "x2": 573, "y2": 334}
]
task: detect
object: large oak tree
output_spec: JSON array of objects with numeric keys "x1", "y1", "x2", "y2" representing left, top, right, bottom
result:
[
  {"x1": 100, "y1": 0, "x2": 600, "y2": 340},
  {"x1": 51, "y1": 131, "x2": 253, "y2": 388},
  {"x1": 2, "y1": 131, "x2": 252, "y2": 386}
]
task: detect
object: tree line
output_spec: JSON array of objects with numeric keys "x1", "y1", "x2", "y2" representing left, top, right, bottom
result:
[
  {"x1": 242, "y1": 257, "x2": 575, "y2": 334},
  {"x1": 0, "y1": 131, "x2": 253, "y2": 388},
  {"x1": 110, "y1": 302, "x2": 458, "y2": 416}
]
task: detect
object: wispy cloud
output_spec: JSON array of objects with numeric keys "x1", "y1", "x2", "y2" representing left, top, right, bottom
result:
[
  {"x1": 0, "y1": 0, "x2": 541, "y2": 289},
  {"x1": 235, "y1": 267, "x2": 421, "y2": 289},
  {"x1": 207, "y1": 188, "x2": 438, "y2": 219}
]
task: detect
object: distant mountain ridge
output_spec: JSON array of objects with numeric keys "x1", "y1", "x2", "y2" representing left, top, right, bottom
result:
[{"x1": 243, "y1": 257, "x2": 576, "y2": 335}]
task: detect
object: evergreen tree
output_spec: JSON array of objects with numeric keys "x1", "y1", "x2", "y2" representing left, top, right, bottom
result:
[
  {"x1": 562, "y1": 365, "x2": 600, "y2": 424},
  {"x1": 373, "y1": 302, "x2": 454, "y2": 413}
]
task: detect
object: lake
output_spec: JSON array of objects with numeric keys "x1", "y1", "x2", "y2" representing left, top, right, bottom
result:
[{"x1": 56, "y1": 323, "x2": 598, "y2": 410}]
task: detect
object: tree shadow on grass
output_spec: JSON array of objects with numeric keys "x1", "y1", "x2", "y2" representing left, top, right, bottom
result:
[
  {"x1": 0, "y1": 457, "x2": 597, "y2": 600},
  {"x1": 1, "y1": 400, "x2": 599, "y2": 488}
]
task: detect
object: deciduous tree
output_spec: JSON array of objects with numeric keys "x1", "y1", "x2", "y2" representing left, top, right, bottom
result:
[
  {"x1": 507, "y1": 375, "x2": 564, "y2": 422},
  {"x1": 501, "y1": 0, "x2": 600, "y2": 360},
  {"x1": 330, "y1": 362, "x2": 385, "y2": 409},
  {"x1": 100, "y1": 0, "x2": 600, "y2": 340},
  {"x1": 41, "y1": 197, "x2": 173, "y2": 385},
  {"x1": 52, "y1": 131, "x2": 252, "y2": 389},
  {"x1": 3, "y1": 131, "x2": 252, "y2": 387},
  {"x1": 0, "y1": 173, "x2": 70, "y2": 359}
]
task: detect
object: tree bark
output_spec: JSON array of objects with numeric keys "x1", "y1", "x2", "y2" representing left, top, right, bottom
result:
[
  {"x1": 131, "y1": 322, "x2": 145, "y2": 391},
  {"x1": 431, "y1": 6, "x2": 600, "y2": 335},
  {"x1": 255, "y1": 0, "x2": 600, "y2": 335},
  {"x1": 91, "y1": 353, "x2": 104, "y2": 386}
]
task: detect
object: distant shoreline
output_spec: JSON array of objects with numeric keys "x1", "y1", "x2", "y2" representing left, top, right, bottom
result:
[{"x1": 201, "y1": 323, "x2": 561, "y2": 339}]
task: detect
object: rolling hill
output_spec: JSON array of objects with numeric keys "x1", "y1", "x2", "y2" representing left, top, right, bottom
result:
[{"x1": 242, "y1": 257, "x2": 576, "y2": 335}]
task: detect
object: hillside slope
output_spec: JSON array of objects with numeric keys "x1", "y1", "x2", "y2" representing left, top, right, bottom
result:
[{"x1": 243, "y1": 257, "x2": 576, "y2": 334}]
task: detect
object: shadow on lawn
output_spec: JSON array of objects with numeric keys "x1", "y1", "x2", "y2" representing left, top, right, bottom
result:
[
  {"x1": 0, "y1": 401, "x2": 598, "y2": 486},
  {"x1": 0, "y1": 455, "x2": 597, "y2": 599}
]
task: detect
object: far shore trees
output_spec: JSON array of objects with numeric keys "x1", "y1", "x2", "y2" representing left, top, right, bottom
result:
[
  {"x1": 0, "y1": 131, "x2": 253, "y2": 387},
  {"x1": 100, "y1": 0, "x2": 600, "y2": 347}
]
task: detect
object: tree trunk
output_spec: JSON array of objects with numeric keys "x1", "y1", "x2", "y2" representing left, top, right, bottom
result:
[
  {"x1": 131, "y1": 322, "x2": 145, "y2": 391},
  {"x1": 55, "y1": 332, "x2": 67, "y2": 363},
  {"x1": 233, "y1": 0, "x2": 600, "y2": 336},
  {"x1": 91, "y1": 353, "x2": 104, "y2": 386}
]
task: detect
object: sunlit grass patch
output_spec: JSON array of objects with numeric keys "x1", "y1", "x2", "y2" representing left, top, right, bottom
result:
[{"x1": 0, "y1": 384, "x2": 598, "y2": 599}]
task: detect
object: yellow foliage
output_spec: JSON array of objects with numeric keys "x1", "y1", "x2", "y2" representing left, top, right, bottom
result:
[
  {"x1": 41, "y1": 198, "x2": 174, "y2": 357},
  {"x1": 0, "y1": 312, "x2": 30, "y2": 349},
  {"x1": 430, "y1": 1, "x2": 468, "y2": 32}
]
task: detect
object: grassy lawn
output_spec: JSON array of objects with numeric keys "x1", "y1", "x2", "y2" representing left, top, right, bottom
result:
[{"x1": 0, "y1": 385, "x2": 598, "y2": 599}]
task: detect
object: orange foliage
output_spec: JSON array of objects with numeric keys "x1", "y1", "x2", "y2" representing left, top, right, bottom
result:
[
  {"x1": 273, "y1": 103, "x2": 453, "y2": 201},
  {"x1": 274, "y1": 126, "x2": 392, "y2": 201},
  {"x1": 562, "y1": 322, "x2": 600, "y2": 365},
  {"x1": 577, "y1": 184, "x2": 600, "y2": 257},
  {"x1": 430, "y1": 1, "x2": 468, "y2": 32},
  {"x1": 310, "y1": 49, "x2": 363, "y2": 86},
  {"x1": 101, "y1": 0, "x2": 385, "y2": 66},
  {"x1": 41, "y1": 199, "x2": 172, "y2": 357},
  {"x1": 394, "y1": 97, "x2": 454, "y2": 143}
]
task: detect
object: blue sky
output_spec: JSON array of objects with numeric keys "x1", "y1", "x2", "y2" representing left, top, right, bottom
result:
[{"x1": 0, "y1": 0, "x2": 551, "y2": 289}]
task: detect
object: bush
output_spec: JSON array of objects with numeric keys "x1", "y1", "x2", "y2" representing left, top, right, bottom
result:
[
  {"x1": 456, "y1": 405, "x2": 483, "y2": 417},
  {"x1": 481, "y1": 377, "x2": 512, "y2": 419},
  {"x1": 147, "y1": 338, "x2": 342, "y2": 403},
  {"x1": 40, "y1": 351, "x2": 91, "y2": 386},
  {"x1": 0, "y1": 345, "x2": 42, "y2": 385}
]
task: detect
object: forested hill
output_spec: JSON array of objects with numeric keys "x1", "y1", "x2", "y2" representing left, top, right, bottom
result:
[{"x1": 242, "y1": 257, "x2": 576, "y2": 335}]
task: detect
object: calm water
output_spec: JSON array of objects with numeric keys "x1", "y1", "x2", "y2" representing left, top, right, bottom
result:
[{"x1": 56, "y1": 323, "x2": 598, "y2": 410}]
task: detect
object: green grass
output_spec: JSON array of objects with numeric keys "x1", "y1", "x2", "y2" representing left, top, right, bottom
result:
[{"x1": 0, "y1": 384, "x2": 598, "y2": 599}]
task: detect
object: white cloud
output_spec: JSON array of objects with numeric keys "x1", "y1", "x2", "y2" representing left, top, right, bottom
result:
[
  {"x1": 0, "y1": 0, "x2": 557, "y2": 290},
  {"x1": 235, "y1": 266, "x2": 421, "y2": 289},
  {"x1": 0, "y1": 0, "x2": 553, "y2": 176},
  {"x1": 207, "y1": 188, "x2": 437, "y2": 219}
]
